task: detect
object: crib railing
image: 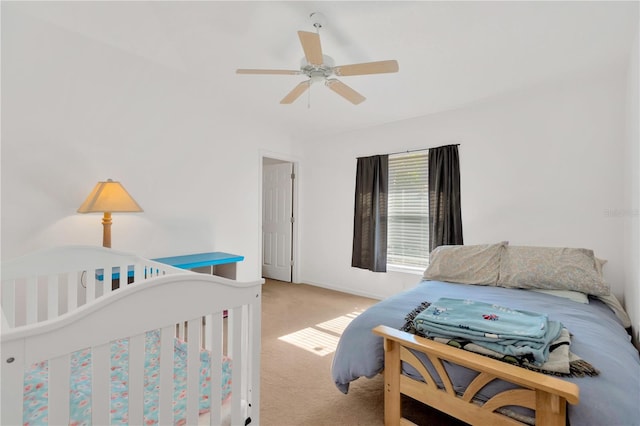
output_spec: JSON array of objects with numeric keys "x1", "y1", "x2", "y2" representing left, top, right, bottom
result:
[{"x1": 1, "y1": 246, "x2": 181, "y2": 328}]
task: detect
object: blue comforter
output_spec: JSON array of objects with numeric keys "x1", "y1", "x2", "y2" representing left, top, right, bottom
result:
[{"x1": 331, "y1": 280, "x2": 640, "y2": 426}]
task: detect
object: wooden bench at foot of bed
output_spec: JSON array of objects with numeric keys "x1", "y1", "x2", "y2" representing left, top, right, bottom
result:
[{"x1": 372, "y1": 325, "x2": 580, "y2": 426}]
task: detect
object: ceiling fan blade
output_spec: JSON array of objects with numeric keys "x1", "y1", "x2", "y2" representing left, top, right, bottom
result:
[
  {"x1": 280, "y1": 80, "x2": 311, "y2": 104},
  {"x1": 236, "y1": 69, "x2": 301, "y2": 75},
  {"x1": 325, "y1": 79, "x2": 366, "y2": 105},
  {"x1": 333, "y1": 60, "x2": 399, "y2": 76},
  {"x1": 298, "y1": 31, "x2": 324, "y2": 65}
]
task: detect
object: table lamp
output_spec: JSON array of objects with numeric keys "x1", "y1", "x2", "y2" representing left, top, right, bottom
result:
[{"x1": 77, "y1": 179, "x2": 143, "y2": 248}]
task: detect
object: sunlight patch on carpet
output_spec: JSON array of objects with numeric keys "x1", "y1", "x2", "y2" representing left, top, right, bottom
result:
[
  {"x1": 277, "y1": 310, "x2": 364, "y2": 356},
  {"x1": 278, "y1": 327, "x2": 340, "y2": 356},
  {"x1": 316, "y1": 309, "x2": 364, "y2": 334}
]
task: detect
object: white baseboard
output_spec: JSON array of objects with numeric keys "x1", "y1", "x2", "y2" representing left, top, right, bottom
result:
[{"x1": 296, "y1": 279, "x2": 385, "y2": 301}]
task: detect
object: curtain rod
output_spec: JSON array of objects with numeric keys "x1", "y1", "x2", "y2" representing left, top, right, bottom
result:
[{"x1": 387, "y1": 143, "x2": 460, "y2": 157}]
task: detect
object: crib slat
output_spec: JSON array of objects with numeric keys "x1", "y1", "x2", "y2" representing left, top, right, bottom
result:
[
  {"x1": 141, "y1": 263, "x2": 148, "y2": 280},
  {"x1": 86, "y1": 269, "x2": 96, "y2": 302},
  {"x1": 92, "y1": 343, "x2": 111, "y2": 425},
  {"x1": 48, "y1": 354, "x2": 71, "y2": 425},
  {"x1": 47, "y1": 274, "x2": 59, "y2": 320},
  {"x1": 238, "y1": 305, "x2": 250, "y2": 401},
  {"x1": 103, "y1": 267, "x2": 112, "y2": 295},
  {"x1": 204, "y1": 314, "x2": 213, "y2": 351},
  {"x1": 151, "y1": 264, "x2": 162, "y2": 278},
  {"x1": 159, "y1": 326, "x2": 175, "y2": 425},
  {"x1": 26, "y1": 276, "x2": 37, "y2": 324},
  {"x1": 230, "y1": 306, "x2": 244, "y2": 425},
  {"x1": 68, "y1": 272, "x2": 78, "y2": 311},
  {"x1": 2, "y1": 279, "x2": 16, "y2": 328},
  {"x1": 128, "y1": 333, "x2": 145, "y2": 425},
  {"x1": 208, "y1": 314, "x2": 223, "y2": 426},
  {"x1": 134, "y1": 263, "x2": 144, "y2": 282},
  {"x1": 249, "y1": 296, "x2": 262, "y2": 425},
  {"x1": 227, "y1": 309, "x2": 235, "y2": 360},
  {"x1": 187, "y1": 318, "x2": 202, "y2": 425},
  {"x1": 118, "y1": 263, "x2": 129, "y2": 290}
]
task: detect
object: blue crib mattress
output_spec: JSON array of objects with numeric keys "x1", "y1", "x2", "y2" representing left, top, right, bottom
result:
[{"x1": 23, "y1": 329, "x2": 232, "y2": 425}]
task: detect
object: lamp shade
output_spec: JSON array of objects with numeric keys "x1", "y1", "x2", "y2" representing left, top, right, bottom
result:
[{"x1": 77, "y1": 179, "x2": 143, "y2": 213}]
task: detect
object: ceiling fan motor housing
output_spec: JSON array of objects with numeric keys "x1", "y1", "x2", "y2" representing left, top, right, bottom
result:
[{"x1": 300, "y1": 55, "x2": 335, "y2": 82}]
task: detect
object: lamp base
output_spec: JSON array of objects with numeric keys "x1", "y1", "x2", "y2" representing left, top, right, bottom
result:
[{"x1": 102, "y1": 212, "x2": 112, "y2": 248}]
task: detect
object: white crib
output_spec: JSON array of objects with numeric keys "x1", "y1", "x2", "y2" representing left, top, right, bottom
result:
[{"x1": 1, "y1": 246, "x2": 263, "y2": 426}]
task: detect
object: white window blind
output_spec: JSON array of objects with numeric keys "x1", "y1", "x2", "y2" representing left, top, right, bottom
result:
[{"x1": 387, "y1": 152, "x2": 429, "y2": 269}]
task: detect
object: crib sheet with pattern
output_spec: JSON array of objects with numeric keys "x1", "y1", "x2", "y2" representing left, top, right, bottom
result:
[{"x1": 23, "y1": 329, "x2": 232, "y2": 425}]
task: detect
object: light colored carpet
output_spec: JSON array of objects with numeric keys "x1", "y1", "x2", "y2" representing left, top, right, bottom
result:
[{"x1": 259, "y1": 279, "x2": 467, "y2": 426}]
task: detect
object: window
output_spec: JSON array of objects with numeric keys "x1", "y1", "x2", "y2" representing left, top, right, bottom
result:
[{"x1": 387, "y1": 152, "x2": 429, "y2": 270}]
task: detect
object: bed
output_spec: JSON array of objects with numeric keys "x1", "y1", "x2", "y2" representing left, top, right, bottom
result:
[
  {"x1": 1, "y1": 245, "x2": 263, "y2": 426},
  {"x1": 332, "y1": 243, "x2": 640, "y2": 426}
]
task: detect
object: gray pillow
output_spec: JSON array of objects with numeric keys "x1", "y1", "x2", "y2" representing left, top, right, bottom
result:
[
  {"x1": 496, "y1": 246, "x2": 610, "y2": 296},
  {"x1": 423, "y1": 242, "x2": 507, "y2": 285},
  {"x1": 591, "y1": 256, "x2": 631, "y2": 327},
  {"x1": 596, "y1": 293, "x2": 631, "y2": 328}
]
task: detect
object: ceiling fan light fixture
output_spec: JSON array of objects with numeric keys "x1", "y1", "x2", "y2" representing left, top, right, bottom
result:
[{"x1": 309, "y1": 74, "x2": 325, "y2": 84}]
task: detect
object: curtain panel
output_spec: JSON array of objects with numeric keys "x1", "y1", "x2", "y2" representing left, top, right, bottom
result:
[
  {"x1": 351, "y1": 155, "x2": 389, "y2": 272},
  {"x1": 429, "y1": 144, "x2": 463, "y2": 251}
]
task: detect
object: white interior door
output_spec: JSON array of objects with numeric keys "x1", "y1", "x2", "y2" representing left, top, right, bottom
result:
[{"x1": 262, "y1": 161, "x2": 293, "y2": 281}]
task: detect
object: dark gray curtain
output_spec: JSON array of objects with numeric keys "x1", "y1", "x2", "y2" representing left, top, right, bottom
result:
[
  {"x1": 352, "y1": 155, "x2": 388, "y2": 272},
  {"x1": 429, "y1": 145, "x2": 463, "y2": 251}
]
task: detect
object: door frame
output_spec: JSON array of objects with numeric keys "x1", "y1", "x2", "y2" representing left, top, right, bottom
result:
[{"x1": 259, "y1": 151, "x2": 299, "y2": 283}]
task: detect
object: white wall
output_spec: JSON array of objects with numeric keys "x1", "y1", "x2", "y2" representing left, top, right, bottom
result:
[
  {"x1": 623, "y1": 27, "x2": 640, "y2": 343},
  {"x1": 2, "y1": 4, "x2": 637, "y2": 333},
  {"x1": 0, "y1": 6, "x2": 294, "y2": 281},
  {"x1": 296, "y1": 64, "x2": 630, "y2": 302}
]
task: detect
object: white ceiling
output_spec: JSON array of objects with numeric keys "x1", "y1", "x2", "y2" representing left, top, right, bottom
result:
[{"x1": 8, "y1": 1, "x2": 639, "y2": 141}]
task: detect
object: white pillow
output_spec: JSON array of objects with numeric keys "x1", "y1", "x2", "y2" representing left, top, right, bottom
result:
[{"x1": 531, "y1": 289, "x2": 589, "y2": 304}]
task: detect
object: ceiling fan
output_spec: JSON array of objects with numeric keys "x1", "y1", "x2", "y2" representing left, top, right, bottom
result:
[{"x1": 236, "y1": 14, "x2": 399, "y2": 105}]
